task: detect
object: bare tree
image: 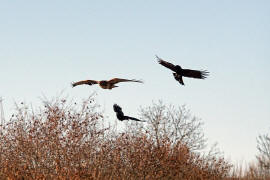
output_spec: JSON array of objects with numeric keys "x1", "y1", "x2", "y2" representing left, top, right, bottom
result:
[
  {"x1": 0, "y1": 96, "x2": 232, "y2": 179},
  {"x1": 256, "y1": 132, "x2": 270, "y2": 177},
  {"x1": 136, "y1": 100, "x2": 206, "y2": 151}
]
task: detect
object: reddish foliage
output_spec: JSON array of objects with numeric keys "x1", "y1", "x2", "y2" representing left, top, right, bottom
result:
[{"x1": 0, "y1": 97, "x2": 231, "y2": 179}]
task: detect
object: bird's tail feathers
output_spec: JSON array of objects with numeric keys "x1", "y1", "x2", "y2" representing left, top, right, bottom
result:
[{"x1": 173, "y1": 73, "x2": 185, "y2": 85}]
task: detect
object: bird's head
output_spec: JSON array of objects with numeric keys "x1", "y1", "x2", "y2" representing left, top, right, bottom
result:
[{"x1": 175, "y1": 65, "x2": 182, "y2": 71}]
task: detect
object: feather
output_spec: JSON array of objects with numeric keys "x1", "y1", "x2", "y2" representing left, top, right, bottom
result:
[
  {"x1": 182, "y1": 69, "x2": 209, "y2": 79},
  {"x1": 71, "y1": 80, "x2": 98, "y2": 87},
  {"x1": 108, "y1": 78, "x2": 143, "y2": 84},
  {"x1": 156, "y1": 55, "x2": 177, "y2": 72}
]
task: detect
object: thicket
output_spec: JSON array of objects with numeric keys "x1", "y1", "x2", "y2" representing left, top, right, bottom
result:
[{"x1": 0, "y1": 96, "x2": 234, "y2": 179}]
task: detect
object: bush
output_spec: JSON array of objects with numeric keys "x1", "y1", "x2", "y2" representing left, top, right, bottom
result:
[{"x1": 0, "y1": 96, "x2": 231, "y2": 179}]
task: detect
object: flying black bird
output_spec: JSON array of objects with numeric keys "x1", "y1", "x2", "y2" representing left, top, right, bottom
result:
[
  {"x1": 72, "y1": 78, "x2": 143, "y2": 90},
  {"x1": 156, "y1": 55, "x2": 209, "y2": 85},
  {"x1": 113, "y1": 104, "x2": 145, "y2": 122}
]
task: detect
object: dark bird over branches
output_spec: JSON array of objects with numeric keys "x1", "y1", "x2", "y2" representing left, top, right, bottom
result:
[
  {"x1": 156, "y1": 55, "x2": 209, "y2": 85},
  {"x1": 113, "y1": 104, "x2": 145, "y2": 122},
  {"x1": 72, "y1": 78, "x2": 143, "y2": 90}
]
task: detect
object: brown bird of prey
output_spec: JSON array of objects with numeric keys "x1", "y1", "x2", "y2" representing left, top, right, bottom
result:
[
  {"x1": 72, "y1": 78, "x2": 143, "y2": 90},
  {"x1": 113, "y1": 104, "x2": 145, "y2": 122},
  {"x1": 156, "y1": 55, "x2": 209, "y2": 85}
]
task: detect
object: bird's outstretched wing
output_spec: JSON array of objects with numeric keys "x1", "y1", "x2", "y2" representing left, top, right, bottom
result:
[
  {"x1": 182, "y1": 69, "x2": 209, "y2": 79},
  {"x1": 71, "y1": 80, "x2": 98, "y2": 87},
  {"x1": 125, "y1": 116, "x2": 146, "y2": 122},
  {"x1": 108, "y1": 78, "x2": 143, "y2": 84},
  {"x1": 156, "y1": 55, "x2": 177, "y2": 72}
]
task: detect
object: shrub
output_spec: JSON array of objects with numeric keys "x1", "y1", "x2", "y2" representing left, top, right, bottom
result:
[{"x1": 0, "y1": 96, "x2": 231, "y2": 179}]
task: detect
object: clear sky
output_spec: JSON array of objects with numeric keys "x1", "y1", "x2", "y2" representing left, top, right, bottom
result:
[{"x1": 0, "y1": 0, "x2": 269, "y2": 164}]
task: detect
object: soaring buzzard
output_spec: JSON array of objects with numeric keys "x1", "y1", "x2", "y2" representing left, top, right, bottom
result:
[
  {"x1": 72, "y1": 78, "x2": 143, "y2": 90},
  {"x1": 113, "y1": 104, "x2": 145, "y2": 122},
  {"x1": 156, "y1": 55, "x2": 209, "y2": 85}
]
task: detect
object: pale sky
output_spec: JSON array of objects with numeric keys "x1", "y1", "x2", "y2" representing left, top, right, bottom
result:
[{"x1": 0, "y1": 0, "x2": 270, "y2": 164}]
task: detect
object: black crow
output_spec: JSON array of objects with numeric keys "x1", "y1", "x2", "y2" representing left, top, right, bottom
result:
[
  {"x1": 156, "y1": 55, "x2": 209, "y2": 85},
  {"x1": 113, "y1": 104, "x2": 145, "y2": 122}
]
